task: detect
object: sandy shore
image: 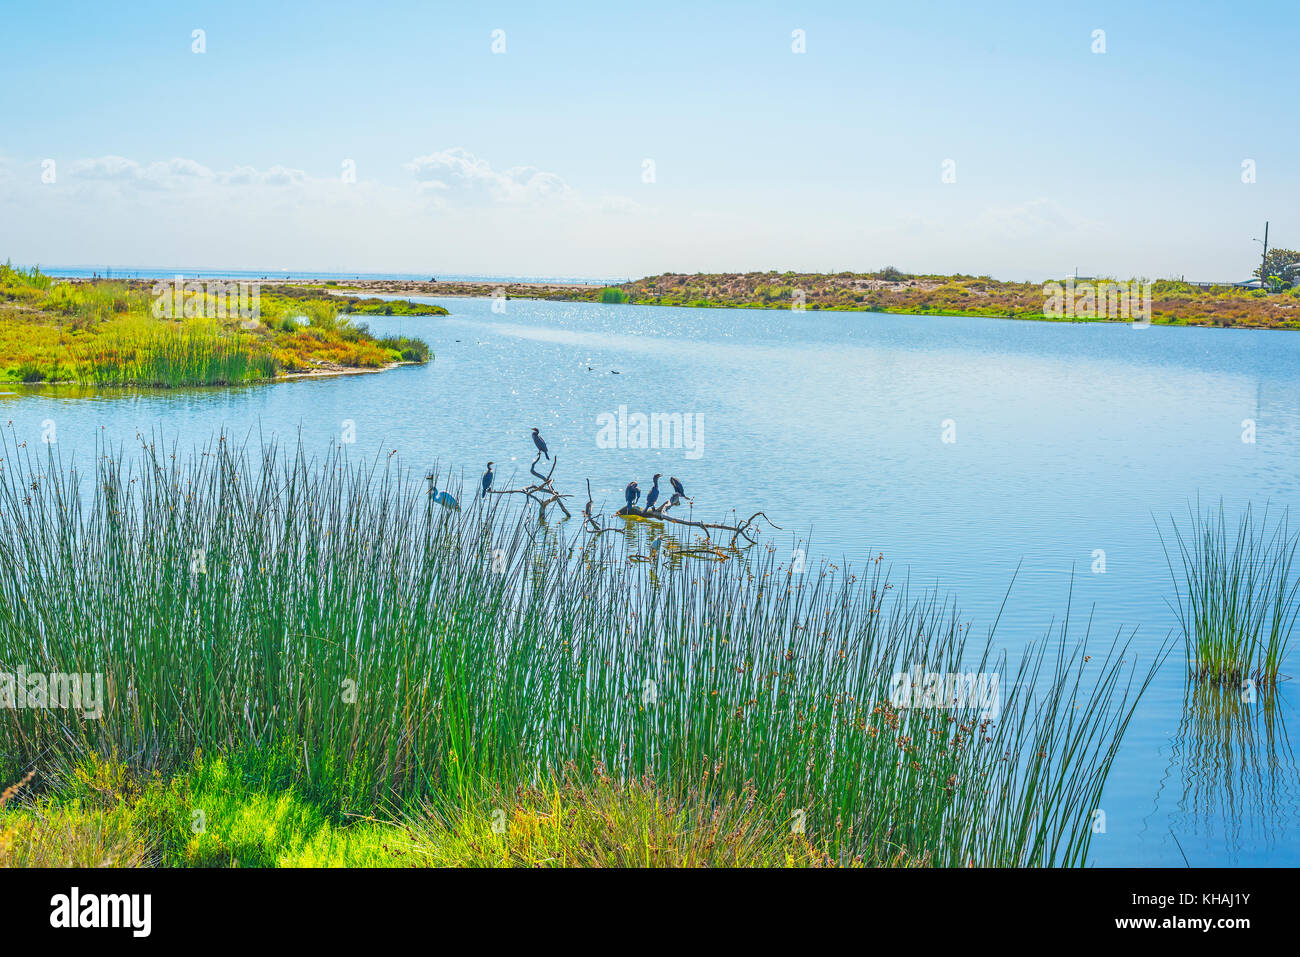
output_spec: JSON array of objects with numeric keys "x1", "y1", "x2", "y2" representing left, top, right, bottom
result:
[{"x1": 277, "y1": 360, "x2": 420, "y2": 380}]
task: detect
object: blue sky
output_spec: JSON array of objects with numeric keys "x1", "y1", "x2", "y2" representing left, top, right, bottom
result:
[{"x1": 1, "y1": 0, "x2": 1296, "y2": 280}]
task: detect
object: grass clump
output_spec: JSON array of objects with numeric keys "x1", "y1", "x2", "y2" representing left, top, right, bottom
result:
[
  {"x1": 2, "y1": 752, "x2": 841, "y2": 868},
  {"x1": 1160, "y1": 501, "x2": 1300, "y2": 689},
  {"x1": 407, "y1": 768, "x2": 845, "y2": 867}
]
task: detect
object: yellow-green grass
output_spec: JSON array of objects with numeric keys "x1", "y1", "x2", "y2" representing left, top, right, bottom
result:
[
  {"x1": 1, "y1": 752, "x2": 843, "y2": 868},
  {"x1": 0, "y1": 264, "x2": 438, "y2": 385}
]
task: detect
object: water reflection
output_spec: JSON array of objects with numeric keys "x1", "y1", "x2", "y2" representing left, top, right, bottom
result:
[{"x1": 1156, "y1": 683, "x2": 1300, "y2": 863}]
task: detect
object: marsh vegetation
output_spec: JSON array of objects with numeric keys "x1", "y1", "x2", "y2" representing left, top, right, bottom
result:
[
  {"x1": 0, "y1": 265, "x2": 438, "y2": 386},
  {"x1": 0, "y1": 434, "x2": 1160, "y2": 866}
]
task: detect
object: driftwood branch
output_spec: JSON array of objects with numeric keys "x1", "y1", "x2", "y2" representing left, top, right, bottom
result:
[
  {"x1": 460, "y1": 437, "x2": 775, "y2": 553},
  {"x1": 487, "y1": 452, "x2": 572, "y2": 520},
  {"x1": 603, "y1": 505, "x2": 780, "y2": 549}
]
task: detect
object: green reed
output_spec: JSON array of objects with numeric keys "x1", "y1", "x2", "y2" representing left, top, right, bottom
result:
[
  {"x1": 1160, "y1": 501, "x2": 1299, "y2": 689},
  {"x1": 0, "y1": 434, "x2": 1159, "y2": 866},
  {"x1": 76, "y1": 330, "x2": 277, "y2": 387}
]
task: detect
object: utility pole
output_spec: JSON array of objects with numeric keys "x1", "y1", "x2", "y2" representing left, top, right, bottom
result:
[{"x1": 1261, "y1": 221, "x2": 1269, "y2": 289}]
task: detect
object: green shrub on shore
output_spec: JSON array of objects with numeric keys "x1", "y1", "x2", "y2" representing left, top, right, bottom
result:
[
  {"x1": 376, "y1": 333, "x2": 430, "y2": 363},
  {"x1": 0, "y1": 435, "x2": 1158, "y2": 866},
  {"x1": 344, "y1": 297, "x2": 448, "y2": 317}
]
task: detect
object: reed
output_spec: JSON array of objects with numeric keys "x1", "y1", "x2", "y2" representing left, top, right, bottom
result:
[
  {"x1": 76, "y1": 329, "x2": 278, "y2": 387},
  {"x1": 0, "y1": 433, "x2": 1158, "y2": 866},
  {"x1": 1160, "y1": 501, "x2": 1300, "y2": 688}
]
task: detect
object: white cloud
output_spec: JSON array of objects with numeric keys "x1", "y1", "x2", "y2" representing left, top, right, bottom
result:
[
  {"x1": 405, "y1": 147, "x2": 573, "y2": 204},
  {"x1": 61, "y1": 156, "x2": 308, "y2": 191}
]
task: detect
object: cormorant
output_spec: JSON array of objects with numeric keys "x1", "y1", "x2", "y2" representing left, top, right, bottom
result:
[
  {"x1": 624, "y1": 481, "x2": 640, "y2": 509},
  {"x1": 645, "y1": 473, "x2": 662, "y2": 509},
  {"x1": 531, "y1": 428, "x2": 550, "y2": 460},
  {"x1": 670, "y1": 475, "x2": 687, "y2": 500},
  {"x1": 480, "y1": 462, "x2": 494, "y2": 498}
]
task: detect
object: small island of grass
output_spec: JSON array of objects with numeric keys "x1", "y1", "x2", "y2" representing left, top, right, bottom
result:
[{"x1": 0, "y1": 264, "x2": 445, "y2": 387}]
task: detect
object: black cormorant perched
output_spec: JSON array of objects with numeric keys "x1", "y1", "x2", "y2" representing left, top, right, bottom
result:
[
  {"x1": 670, "y1": 475, "x2": 686, "y2": 499},
  {"x1": 531, "y1": 428, "x2": 550, "y2": 460},
  {"x1": 645, "y1": 473, "x2": 662, "y2": 509},
  {"x1": 624, "y1": 481, "x2": 640, "y2": 509},
  {"x1": 480, "y1": 462, "x2": 494, "y2": 498}
]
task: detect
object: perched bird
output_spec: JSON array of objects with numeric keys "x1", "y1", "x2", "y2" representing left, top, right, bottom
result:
[
  {"x1": 670, "y1": 475, "x2": 687, "y2": 500},
  {"x1": 624, "y1": 481, "x2": 640, "y2": 509},
  {"x1": 480, "y1": 462, "x2": 494, "y2": 499},
  {"x1": 531, "y1": 428, "x2": 550, "y2": 460},
  {"x1": 645, "y1": 473, "x2": 662, "y2": 509}
]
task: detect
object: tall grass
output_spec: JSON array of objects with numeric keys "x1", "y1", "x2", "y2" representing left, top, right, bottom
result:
[
  {"x1": 1160, "y1": 501, "x2": 1300, "y2": 688},
  {"x1": 0, "y1": 434, "x2": 1158, "y2": 866},
  {"x1": 77, "y1": 329, "x2": 278, "y2": 387},
  {"x1": 0, "y1": 261, "x2": 54, "y2": 291}
]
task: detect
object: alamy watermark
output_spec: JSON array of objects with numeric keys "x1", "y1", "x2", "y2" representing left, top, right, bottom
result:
[
  {"x1": 889, "y1": 666, "x2": 1000, "y2": 721},
  {"x1": 151, "y1": 275, "x2": 261, "y2": 323},
  {"x1": 1043, "y1": 278, "x2": 1152, "y2": 326},
  {"x1": 596, "y1": 405, "x2": 704, "y2": 459},
  {"x1": 1, "y1": 666, "x2": 104, "y2": 719}
]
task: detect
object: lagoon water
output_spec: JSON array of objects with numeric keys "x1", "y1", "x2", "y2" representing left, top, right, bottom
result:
[{"x1": 5, "y1": 296, "x2": 1299, "y2": 866}]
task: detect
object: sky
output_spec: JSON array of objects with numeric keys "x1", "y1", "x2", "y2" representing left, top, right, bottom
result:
[{"x1": 0, "y1": 0, "x2": 1296, "y2": 281}]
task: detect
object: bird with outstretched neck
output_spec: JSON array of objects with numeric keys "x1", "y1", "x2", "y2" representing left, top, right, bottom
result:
[
  {"x1": 531, "y1": 428, "x2": 550, "y2": 460},
  {"x1": 645, "y1": 473, "x2": 662, "y2": 509},
  {"x1": 480, "y1": 462, "x2": 494, "y2": 499},
  {"x1": 624, "y1": 481, "x2": 640, "y2": 509},
  {"x1": 429, "y1": 486, "x2": 459, "y2": 510}
]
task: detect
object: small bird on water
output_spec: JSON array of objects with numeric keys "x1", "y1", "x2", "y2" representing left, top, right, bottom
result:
[
  {"x1": 480, "y1": 462, "x2": 494, "y2": 498},
  {"x1": 531, "y1": 428, "x2": 550, "y2": 460}
]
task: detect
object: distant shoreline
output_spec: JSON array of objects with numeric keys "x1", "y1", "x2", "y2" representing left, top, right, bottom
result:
[
  {"x1": 48, "y1": 272, "x2": 1300, "y2": 331},
  {"x1": 299, "y1": 274, "x2": 1300, "y2": 331}
]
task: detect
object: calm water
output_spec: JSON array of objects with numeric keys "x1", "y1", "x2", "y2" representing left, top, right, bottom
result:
[{"x1": 5, "y1": 297, "x2": 1299, "y2": 866}]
